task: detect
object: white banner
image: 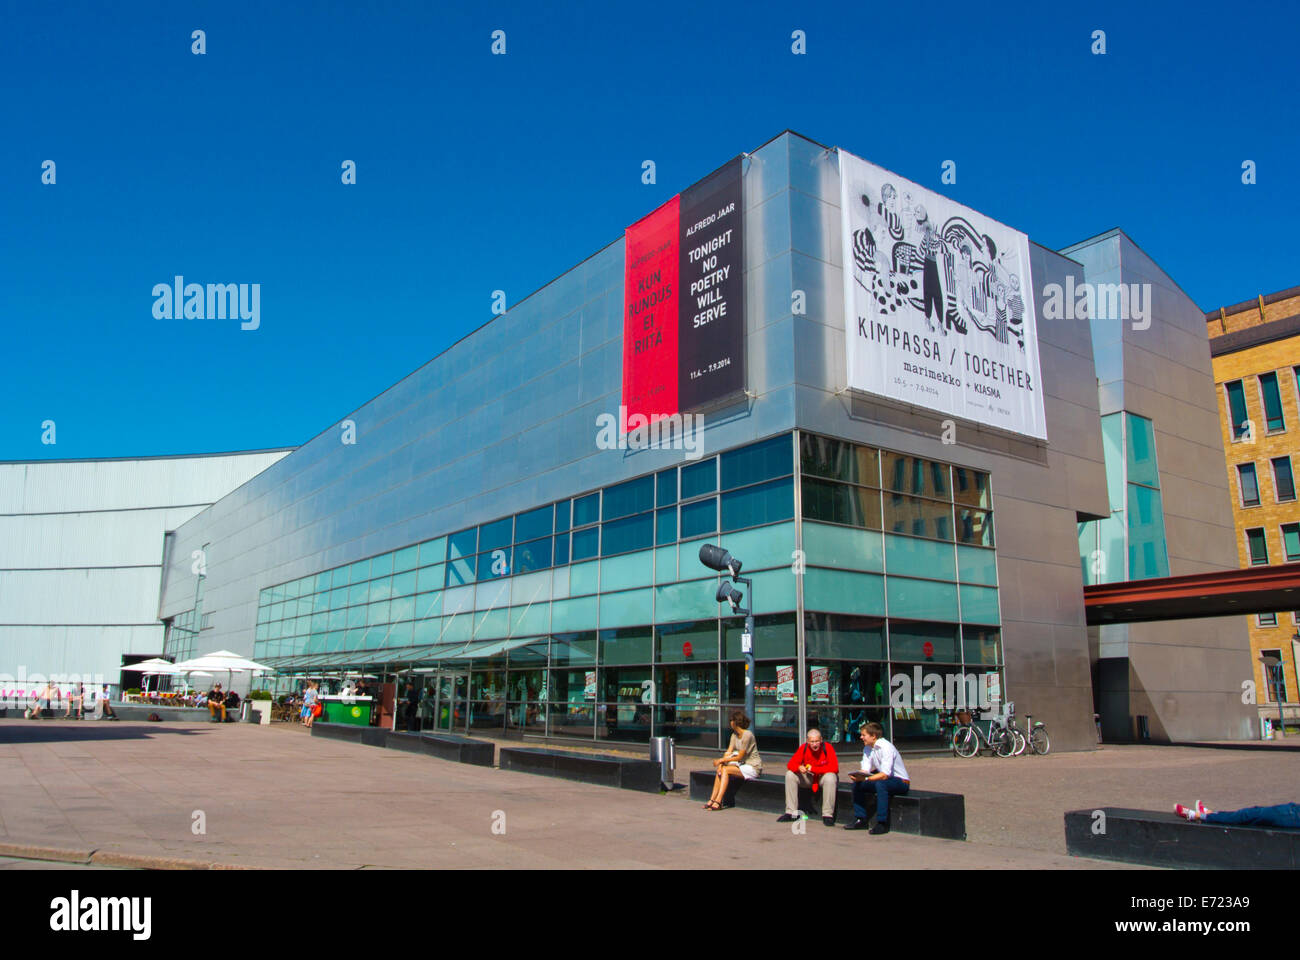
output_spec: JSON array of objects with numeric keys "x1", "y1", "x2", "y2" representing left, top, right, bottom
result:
[{"x1": 839, "y1": 151, "x2": 1048, "y2": 441}]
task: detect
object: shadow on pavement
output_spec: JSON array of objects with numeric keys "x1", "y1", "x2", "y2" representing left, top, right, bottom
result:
[{"x1": 0, "y1": 722, "x2": 208, "y2": 744}]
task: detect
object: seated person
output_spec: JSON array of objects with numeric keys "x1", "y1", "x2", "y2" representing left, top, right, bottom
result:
[
  {"x1": 94, "y1": 687, "x2": 119, "y2": 720},
  {"x1": 845, "y1": 721, "x2": 910, "y2": 834},
  {"x1": 1176, "y1": 800, "x2": 1300, "y2": 828},
  {"x1": 223, "y1": 689, "x2": 241, "y2": 720},
  {"x1": 207, "y1": 683, "x2": 227, "y2": 722},
  {"x1": 703, "y1": 711, "x2": 762, "y2": 810},
  {"x1": 777, "y1": 726, "x2": 840, "y2": 826}
]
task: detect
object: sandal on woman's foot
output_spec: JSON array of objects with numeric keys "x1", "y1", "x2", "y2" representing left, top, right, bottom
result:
[{"x1": 704, "y1": 800, "x2": 721, "y2": 810}]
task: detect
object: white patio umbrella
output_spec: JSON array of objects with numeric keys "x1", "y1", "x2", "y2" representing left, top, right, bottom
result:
[
  {"x1": 172, "y1": 650, "x2": 276, "y2": 693},
  {"x1": 131, "y1": 658, "x2": 180, "y2": 695}
]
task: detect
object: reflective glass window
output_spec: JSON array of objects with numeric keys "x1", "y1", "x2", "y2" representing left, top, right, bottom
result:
[
  {"x1": 721, "y1": 435, "x2": 791, "y2": 490},
  {"x1": 571, "y1": 527, "x2": 599, "y2": 562},
  {"x1": 515, "y1": 506, "x2": 552, "y2": 543},
  {"x1": 392, "y1": 545, "x2": 419, "y2": 573},
  {"x1": 573, "y1": 493, "x2": 600, "y2": 527},
  {"x1": 1125, "y1": 413, "x2": 1160, "y2": 488},
  {"x1": 955, "y1": 507, "x2": 994, "y2": 547},
  {"x1": 680, "y1": 497, "x2": 717, "y2": 539},
  {"x1": 603, "y1": 476, "x2": 654, "y2": 521},
  {"x1": 479, "y1": 517, "x2": 513, "y2": 552},
  {"x1": 680, "y1": 458, "x2": 717, "y2": 499},
  {"x1": 370, "y1": 553, "x2": 394, "y2": 578},
  {"x1": 512, "y1": 538, "x2": 553, "y2": 574},
  {"x1": 447, "y1": 528, "x2": 478, "y2": 562},
  {"x1": 802, "y1": 478, "x2": 881, "y2": 529},
  {"x1": 554, "y1": 501, "x2": 570, "y2": 533},
  {"x1": 656, "y1": 508, "x2": 677, "y2": 546},
  {"x1": 952, "y1": 468, "x2": 991, "y2": 509},
  {"x1": 602, "y1": 512, "x2": 654, "y2": 555},
  {"x1": 885, "y1": 494, "x2": 954, "y2": 541},
  {"x1": 800, "y1": 434, "x2": 878, "y2": 486},
  {"x1": 721, "y1": 477, "x2": 793, "y2": 531},
  {"x1": 882, "y1": 452, "x2": 948, "y2": 499},
  {"x1": 554, "y1": 533, "x2": 570, "y2": 565},
  {"x1": 657, "y1": 468, "x2": 678, "y2": 506}
]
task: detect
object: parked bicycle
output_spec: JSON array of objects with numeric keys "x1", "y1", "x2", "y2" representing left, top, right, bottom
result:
[
  {"x1": 951, "y1": 707, "x2": 1017, "y2": 758},
  {"x1": 1005, "y1": 702, "x2": 1051, "y2": 756}
]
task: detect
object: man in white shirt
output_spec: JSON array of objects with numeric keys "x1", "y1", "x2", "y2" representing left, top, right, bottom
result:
[{"x1": 844, "y1": 721, "x2": 910, "y2": 834}]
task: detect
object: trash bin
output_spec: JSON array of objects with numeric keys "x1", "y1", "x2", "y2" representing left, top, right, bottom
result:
[
  {"x1": 240, "y1": 700, "x2": 253, "y2": 723},
  {"x1": 649, "y1": 736, "x2": 675, "y2": 790}
]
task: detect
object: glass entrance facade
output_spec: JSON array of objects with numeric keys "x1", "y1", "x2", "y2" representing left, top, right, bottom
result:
[{"x1": 234, "y1": 431, "x2": 1003, "y2": 751}]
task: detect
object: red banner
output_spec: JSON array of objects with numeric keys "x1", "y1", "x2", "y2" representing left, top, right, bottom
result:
[{"x1": 622, "y1": 196, "x2": 680, "y2": 432}]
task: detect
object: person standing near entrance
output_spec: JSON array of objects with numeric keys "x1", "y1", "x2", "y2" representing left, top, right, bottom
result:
[
  {"x1": 845, "y1": 721, "x2": 910, "y2": 834},
  {"x1": 302, "y1": 681, "x2": 319, "y2": 727},
  {"x1": 778, "y1": 726, "x2": 839, "y2": 826}
]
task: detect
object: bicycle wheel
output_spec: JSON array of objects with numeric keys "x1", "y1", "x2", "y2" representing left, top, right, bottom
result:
[
  {"x1": 1030, "y1": 726, "x2": 1051, "y2": 755},
  {"x1": 952, "y1": 726, "x2": 979, "y2": 758},
  {"x1": 992, "y1": 728, "x2": 1016, "y2": 757},
  {"x1": 1012, "y1": 728, "x2": 1027, "y2": 756}
]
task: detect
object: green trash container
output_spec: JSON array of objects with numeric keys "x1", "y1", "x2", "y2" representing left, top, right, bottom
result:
[{"x1": 321, "y1": 698, "x2": 371, "y2": 726}]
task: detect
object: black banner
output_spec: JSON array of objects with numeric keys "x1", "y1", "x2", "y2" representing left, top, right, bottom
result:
[{"x1": 677, "y1": 157, "x2": 745, "y2": 411}]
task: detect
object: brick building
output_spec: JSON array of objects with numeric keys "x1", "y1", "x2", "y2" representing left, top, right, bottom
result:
[{"x1": 1207, "y1": 286, "x2": 1300, "y2": 732}]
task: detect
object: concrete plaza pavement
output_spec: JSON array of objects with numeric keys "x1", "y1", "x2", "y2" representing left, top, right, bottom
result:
[{"x1": 2, "y1": 719, "x2": 1295, "y2": 869}]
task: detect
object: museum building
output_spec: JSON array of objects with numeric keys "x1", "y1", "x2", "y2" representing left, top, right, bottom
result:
[{"x1": 156, "y1": 131, "x2": 1255, "y2": 752}]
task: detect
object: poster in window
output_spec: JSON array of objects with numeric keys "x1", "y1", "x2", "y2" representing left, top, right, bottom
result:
[
  {"x1": 776, "y1": 664, "x2": 796, "y2": 703},
  {"x1": 810, "y1": 665, "x2": 830, "y2": 703}
]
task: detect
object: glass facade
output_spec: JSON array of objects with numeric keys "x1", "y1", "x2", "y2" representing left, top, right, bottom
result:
[
  {"x1": 233, "y1": 431, "x2": 1000, "y2": 752},
  {"x1": 1079, "y1": 412, "x2": 1170, "y2": 583}
]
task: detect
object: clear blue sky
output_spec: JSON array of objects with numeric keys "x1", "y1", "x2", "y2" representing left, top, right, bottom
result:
[{"x1": 4, "y1": 0, "x2": 1297, "y2": 459}]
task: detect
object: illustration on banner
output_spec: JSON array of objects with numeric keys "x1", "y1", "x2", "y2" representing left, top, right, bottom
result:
[{"x1": 851, "y1": 184, "x2": 1026, "y2": 352}]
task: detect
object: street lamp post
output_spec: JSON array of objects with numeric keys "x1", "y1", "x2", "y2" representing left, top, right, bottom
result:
[{"x1": 700, "y1": 545, "x2": 755, "y2": 725}]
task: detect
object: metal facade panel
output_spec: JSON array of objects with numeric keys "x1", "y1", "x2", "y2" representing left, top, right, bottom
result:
[{"x1": 0, "y1": 568, "x2": 165, "y2": 624}]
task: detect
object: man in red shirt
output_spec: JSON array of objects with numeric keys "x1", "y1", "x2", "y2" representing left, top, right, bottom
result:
[{"x1": 777, "y1": 726, "x2": 840, "y2": 826}]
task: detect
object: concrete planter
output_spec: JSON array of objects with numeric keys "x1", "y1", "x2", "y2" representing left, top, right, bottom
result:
[{"x1": 248, "y1": 700, "x2": 272, "y2": 724}]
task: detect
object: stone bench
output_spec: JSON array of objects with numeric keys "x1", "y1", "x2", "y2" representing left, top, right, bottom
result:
[
  {"x1": 311, "y1": 721, "x2": 388, "y2": 747},
  {"x1": 498, "y1": 747, "x2": 662, "y2": 793},
  {"x1": 688, "y1": 771, "x2": 966, "y2": 839},
  {"x1": 417, "y1": 732, "x2": 495, "y2": 767},
  {"x1": 1065, "y1": 807, "x2": 1300, "y2": 869},
  {"x1": 381, "y1": 730, "x2": 495, "y2": 766}
]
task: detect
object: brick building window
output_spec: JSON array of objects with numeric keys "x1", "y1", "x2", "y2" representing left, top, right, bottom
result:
[
  {"x1": 1225, "y1": 380, "x2": 1249, "y2": 440},
  {"x1": 1282, "y1": 523, "x2": 1300, "y2": 562},
  {"x1": 1259, "y1": 371, "x2": 1286, "y2": 432},
  {"x1": 1238, "y1": 462, "x2": 1260, "y2": 507},
  {"x1": 1246, "y1": 527, "x2": 1269, "y2": 565},
  {"x1": 1272, "y1": 456, "x2": 1296, "y2": 502}
]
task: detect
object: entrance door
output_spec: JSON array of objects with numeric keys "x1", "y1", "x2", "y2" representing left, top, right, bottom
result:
[{"x1": 436, "y1": 672, "x2": 468, "y2": 732}]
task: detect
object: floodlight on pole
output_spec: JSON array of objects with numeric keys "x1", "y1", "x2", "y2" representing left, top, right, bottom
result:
[{"x1": 701, "y1": 544, "x2": 755, "y2": 725}]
